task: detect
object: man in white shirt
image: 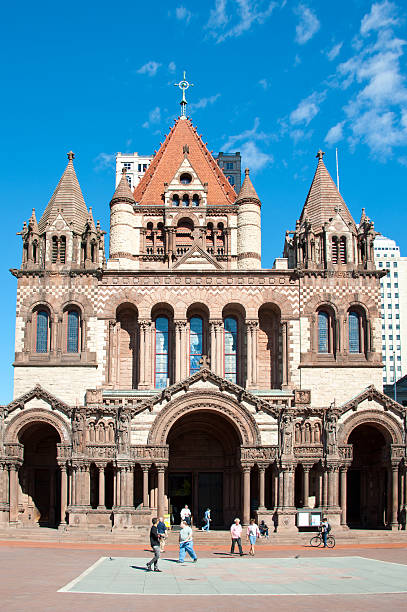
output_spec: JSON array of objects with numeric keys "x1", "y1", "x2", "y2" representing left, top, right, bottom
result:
[
  {"x1": 180, "y1": 504, "x2": 192, "y2": 525},
  {"x1": 178, "y1": 520, "x2": 198, "y2": 563}
]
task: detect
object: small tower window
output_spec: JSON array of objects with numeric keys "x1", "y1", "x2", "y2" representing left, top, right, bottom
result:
[
  {"x1": 52, "y1": 236, "x2": 58, "y2": 263},
  {"x1": 60, "y1": 237, "x2": 66, "y2": 264},
  {"x1": 67, "y1": 310, "x2": 80, "y2": 353},
  {"x1": 36, "y1": 310, "x2": 49, "y2": 353},
  {"x1": 339, "y1": 236, "x2": 347, "y2": 263},
  {"x1": 180, "y1": 173, "x2": 192, "y2": 184},
  {"x1": 318, "y1": 311, "x2": 329, "y2": 353},
  {"x1": 331, "y1": 238, "x2": 338, "y2": 264},
  {"x1": 182, "y1": 194, "x2": 189, "y2": 207},
  {"x1": 172, "y1": 194, "x2": 180, "y2": 207},
  {"x1": 192, "y1": 194, "x2": 199, "y2": 207},
  {"x1": 32, "y1": 241, "x2": 38, "y2": 264},
  {"x1": 348, "y1": 311, "x2": 360, "y2": 354}
]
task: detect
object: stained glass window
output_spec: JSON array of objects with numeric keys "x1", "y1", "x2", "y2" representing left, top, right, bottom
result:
[
  {"x1": 36, "y1": 310, "x2": 49, "y2": 353},
  {"x1": 318, "y1": 311, "x2": 329, "y2": 353},
  {"x1": 224, "y1": 316, "x2": 237, "y2": 383},
  {"x1": 155, "y1": 316, "x2": 169, "y2": 388},
  {"x1": 189, "y1": 316, "x2": 203, "y2": 375},
  {"x1": 349, "y1": 311, "x2": 361, "y2": 353},
  {"x1": 67, "y1": 310, "x2": 79, "y2": 353}
]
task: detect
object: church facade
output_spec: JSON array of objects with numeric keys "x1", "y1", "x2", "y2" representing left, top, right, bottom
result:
[{"x1": 1, "y1": 113, "x2": 406, "y2": 532}]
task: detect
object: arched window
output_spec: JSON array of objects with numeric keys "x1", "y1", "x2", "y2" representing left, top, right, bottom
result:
[
  {"x1": 32, "y1": 241, "x2": 38, "y2": 264},
  {"x1": 172, "y1": 194, "x2": 180, "y2": 207},
  {"x1": 176, "y1": 218, "x2": 194, "y2": 255},
  {"x1": 52, "y1": 236, "x2": 58, "y2": 263},
  {"x1": 67, "y1": 310, "x2": 80, "y2": 353},
  {"x1": 182, "y1": 194, "x2": 189, "y2": 207},
  {"x1": 331, "y1": 238, "x2": 338, "y2": 264},
  {"x1": 189, "y1": 316, "x2": 203, "y2": 375},
  {"x1": 318, "y1": 311, "x2": 329, "y2": 353},
  {"x1": 224, "y1": 316, "x2": 238, "y2": 383},
  {"x1": 192, "y1": 194, "x2": 199, "y2": 206},
  {"x1": 349, "y1": 311, "x2": 361, "y2": 353},
  {"x1": 155, "y1": 316, "x2": 169, "y2": 388},
  {"x1": 60, "y1": 236, "x2": 66, "y2": 264},
  {"x1": 206, "y1": 223, "x2": 214, "y2": 253},
  {"x1": 36, "y1": 310, "x2": 49, "y2": 353},
  {"x1": 339, "y1": 236, "x2": 347, "y2": 263}
]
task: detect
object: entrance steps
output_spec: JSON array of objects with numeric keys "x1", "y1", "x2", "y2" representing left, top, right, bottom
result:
[{"x1": 0, "y1": 526, "x2": 406, "y2": 546}]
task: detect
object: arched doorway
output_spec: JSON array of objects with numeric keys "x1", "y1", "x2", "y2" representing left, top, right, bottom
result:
[
  {"x1": 167, "y1": 410, "x2": 241, "y2": 528},
  {"x1": 347, "y1": 423, "x2": 391, "y2": 529},
  {"x1": 18, "y1": 422, "x2": 61, "y2": 527}
]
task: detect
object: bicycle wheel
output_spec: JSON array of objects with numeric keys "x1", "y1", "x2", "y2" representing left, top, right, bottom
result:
[
  {"x1": 327, "y1": 535, "x2": 335, "y2": 548},
  {"x1": 310, "y1": 536, "x2": 322, "y2": 547}
]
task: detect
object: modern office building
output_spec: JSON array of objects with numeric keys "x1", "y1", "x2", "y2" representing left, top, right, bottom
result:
[{"x1": 374, "y1": 235, "x2": 407, "y2": 385}]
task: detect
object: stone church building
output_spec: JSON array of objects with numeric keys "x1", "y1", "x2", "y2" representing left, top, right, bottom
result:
[{"x1": 1, "y1": 112, "x2": 406, "y2": 532}]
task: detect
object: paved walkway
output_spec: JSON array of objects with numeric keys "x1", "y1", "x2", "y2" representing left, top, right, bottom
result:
[{"x1": 59, "y1": 555, "x2": 407, "y2": 596}]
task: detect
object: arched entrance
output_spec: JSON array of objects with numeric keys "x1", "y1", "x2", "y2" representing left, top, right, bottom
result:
[
  {"x1": 347, "y1": 423, "x2": 391, "y2": 529},
  {"x1": 167, "y1": 410, "x2": 241, "y2": 527},
  {"x1": 18, "y1": 422, "x2": 61, "y2": 527}
]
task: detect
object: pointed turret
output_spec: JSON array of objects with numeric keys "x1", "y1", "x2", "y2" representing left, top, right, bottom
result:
[
  {"x1": 111, "y1": 167, "x2": 136, "y2": 205},
  {"x1": 28, "y1": 208, "x2": 39, "y2": 234},
  {"x1": 236, "y1": 168, "x2": 260, "y2": 204},
  {"x1": 38, "y1": 151, "x2": 89, "y2": 234},
  {"x1": 236, "y1": 168, "x2": 262, "y2": 270},
  {"x1": 299, "y1": 150, "x2": 356, "y2": 234}
]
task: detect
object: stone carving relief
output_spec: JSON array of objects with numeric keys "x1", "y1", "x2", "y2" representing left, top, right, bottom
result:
[
  {"x1": 71, "y1": 410, "x2": 86, "y2": 454},
  {"x1": 324, "y1": 409, "x2": 339, "y2": 457}
]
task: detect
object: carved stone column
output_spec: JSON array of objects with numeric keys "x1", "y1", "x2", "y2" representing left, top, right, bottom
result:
[
  {"x1": 303, "y1": 465, "x2": 310, "y2": 508},
  {"x1": 210, "y1": 321, "x2": 216, "y2": 373},
  {"x1": 242, "y1": 465, "x2": 252, "y2": 525},
  {"x1": 138, "y1": 321, "x2": 146, "y2": 388},
  {"x1": 9, "y1": 465, "x2": 19, "y2": 523},
  {"x1": 216, "y1": 321, "x2": 223, "y2": 377},
  {"x1": 174, "y1": 321, "x2": 182, "y2": 382},
  {"x1": 59, "y1": 465, "x2": 68, "y2": 525},
  {"x1": 157, "y1": 466, "x2": 166, "y2": 518},
  {"x1": 98, "y1": 465, "x2": 105, "y2": 508},
  {"x1": 142, "y1": 465, "x2": 150, "y2": 508},
  {"x1": 322, "y1": 466, "x2": 328, "y2": 508},
  {"x1": 258, "y1": 465, "x2": 266, "y2": 510},
  {"x1": 340, "y1": 466, "x2": 348, "y2": 526},
  {"x1": 126, "y1": 465, "x2": 134, "y2": 507},
  {"x1": 392, "y1": 463, "x2": 399, "y2": 529}
]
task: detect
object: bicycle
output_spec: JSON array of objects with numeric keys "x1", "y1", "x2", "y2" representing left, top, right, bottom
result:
[{"x1": 310, "y1": 532, "x2": 336, "y2": 548}]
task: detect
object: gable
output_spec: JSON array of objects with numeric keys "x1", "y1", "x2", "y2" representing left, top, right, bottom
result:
[{"x1": 171, "y1": 244, "x2": 223, "y2": 270}]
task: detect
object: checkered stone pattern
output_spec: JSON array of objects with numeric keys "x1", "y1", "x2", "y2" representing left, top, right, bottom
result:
[{"x1": 299, "y1": 281, "x2": 381, "y2": 314}]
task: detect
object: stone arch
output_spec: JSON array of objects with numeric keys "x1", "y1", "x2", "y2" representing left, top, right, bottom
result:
[
  {"x1": 101, "y1": 293, "x2": 141, "y2": 320},
  {"x1": 147, "y1": 390, "x2": 261, "y2": 446},
  {"x1": 338, "y1": 409, "x2": 403, "y2": 446},
  {"x1": 20, "y1": 297, "x2": 56, "y2": 319},
  {"x1": 170, "y1": 211, "x2": 201, "y2": 227},
  {"x1": 302, "y1": 294, "x2": 340, "y2": 317},
  {"x1": 5, "y1": 408, "x2": 71, "y2": 445}
]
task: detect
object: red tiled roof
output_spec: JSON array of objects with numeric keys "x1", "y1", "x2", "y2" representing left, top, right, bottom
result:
[{"x1": 133, "y1": 118, "x2": 237, "y2": 206}]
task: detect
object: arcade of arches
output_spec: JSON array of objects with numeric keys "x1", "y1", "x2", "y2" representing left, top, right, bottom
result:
[{"x1": 1, "y1": 400, "x2": 406, "y2": 531}]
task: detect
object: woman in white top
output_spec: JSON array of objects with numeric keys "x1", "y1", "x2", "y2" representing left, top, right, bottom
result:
[{"x1": 246, "y1": 518, "x2": 260, "y2": 556}]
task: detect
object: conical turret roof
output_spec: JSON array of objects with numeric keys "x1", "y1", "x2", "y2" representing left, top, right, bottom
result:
[
  {"x1": 111, "y1": 168, "x2": 136, "y2": 204},
  {"x1": 38, "y1": 152, "x2": 89, "y2": 234},
  {"x1": 236, "y1": 168, "x2": 260, "y2": 204},
  {"x1": 299, "y1": 150, "x2": 356, "y2": 233},
  {"x1": 133, "y1": 117, "x2": 236, "y2": 206}
]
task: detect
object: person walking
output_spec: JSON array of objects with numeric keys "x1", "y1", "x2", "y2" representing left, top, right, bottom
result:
[
  {"x1": 178, "y1": 520, "x2": 198, "y2": 563},
  {"x1": 230, "y1": 518, "x2": 244, "y2": 556},
  {"x1": 180, "y1": 504, "x2": 192, "y2": 526},
  {"x1": 246, "y1": 519, "x2": 260, "y2": 556},
  {"x1": 320, "y1": 517, "x2": 330, "y2": 548},
  {"x1": 146, "y1": 518, "x2": 162, "y2": 572},
  {"x1": 157, "y1": 516, "x2": 167, "y2": 552},
  {"x1": 202, "y1": 508, "x2": 211, "y2": 531}
]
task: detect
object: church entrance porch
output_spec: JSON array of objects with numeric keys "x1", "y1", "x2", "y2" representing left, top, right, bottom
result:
[
  {"x1": 18, "y1": 422, "x2": 61, "y2": 528},
  {"x1": 346, "y1": 424, "x2": 390, "y2": 529},
  {"x1": 167, "y1": 410, "x2": 240, "y2": 528}
]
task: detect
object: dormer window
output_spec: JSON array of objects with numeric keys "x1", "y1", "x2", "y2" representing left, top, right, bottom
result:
[
  {"x1": 182, "y1": 194, "x2": 190, "y2": 207},
  {"x1": 172, "y1": 195, "x2": 180, "y2": 207},
  {"x1": 192, "y1": 194, "x2": 199, "y2": 206},
  {"x1": 180, "y1": 173, "x2": 192, "y2": 184}
]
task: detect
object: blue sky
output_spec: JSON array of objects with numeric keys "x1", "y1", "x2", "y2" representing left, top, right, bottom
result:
[{"x1": 1, "y1": 0, "x2": 407, "y2": 402}]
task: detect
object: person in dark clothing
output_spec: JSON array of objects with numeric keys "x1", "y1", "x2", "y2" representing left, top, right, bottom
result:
[
  {"x1": 146, "y1": 518, "x2": 162, "y2": 572},
  {"x1": 272, "y1": 510, "x2": 279, "y2": 533}
]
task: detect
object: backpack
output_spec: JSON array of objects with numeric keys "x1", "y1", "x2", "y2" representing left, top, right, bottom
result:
[{"x1": 326, "y1": 522, "x2": 331, "y2": 533}]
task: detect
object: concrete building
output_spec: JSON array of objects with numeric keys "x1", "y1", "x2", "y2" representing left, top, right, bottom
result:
[
  {"x1": 116, "y1": 153, "x2": 153, "y2": 190},
  {"x1": 1, "y1": 115, "x2": 406, "y2": 534},
  {"x1": 374, "y1": 235, "x2": 407, "y2": 385}
]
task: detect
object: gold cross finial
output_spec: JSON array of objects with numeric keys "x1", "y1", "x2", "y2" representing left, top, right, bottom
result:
[{"x1": 174, "y1": 71, "x2": 194, "y2": 117}]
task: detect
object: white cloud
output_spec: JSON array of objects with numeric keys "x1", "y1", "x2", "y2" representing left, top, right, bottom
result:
[
  {"x1": 360, "y1": 0, "x2": 398, "y2": 35},
  {"x1": 221, "y1": 117, "x2": 274, "y2": 172},
  {"x1": 294, "y1": 54, "x2": 301, "y2": 66},
  {"x1": 240, "y1": 141, "x2": 273, "y2": 172},
  {"x1": 168, "y1": 61, "x2": 176, "y2": 73},
  {"x1": 334, "y1": 2, "x2": 407, "y2": 155},
  {"x1": 206, "y1": 0, "x2": 276, "y2": 44},
  {"x1": 189, "y1": 94, "x2": 221, "y2": 112},
  {"x1": 258, "y1": 78, "x2": 269, "y2": 90},
  {"x1": 327, "y1": 42, "x2": 342, "y2": 61},
  {"x1": 137, "y1": 61, "x2": 161, "y2": 77},
  {"x1": 289, "y1": 91, "x2": 326, "y2": 126},
  {"x1": 176, "y1": 6, "x2": 192, "y2": 23},
  {"x1": 94, "y1": 153, "x2": 115, "y2": 172},
  {"x1": 325, "y1": 121, "x2": 345, "y2": 145},
  {"x1": 294, "y1": 4, "x2": 320, "y2": 45},
  {"x1": 142, "y1": 106, "x2": 161, "y2": 129}
]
